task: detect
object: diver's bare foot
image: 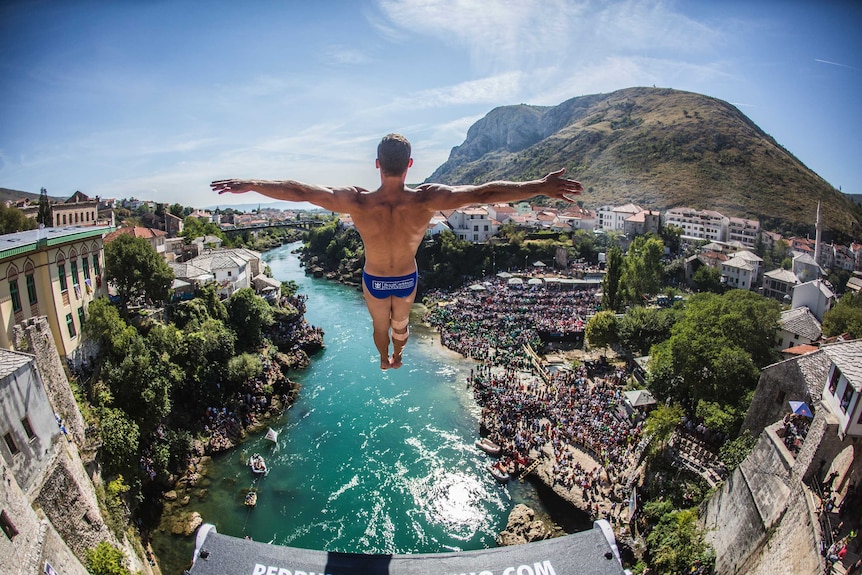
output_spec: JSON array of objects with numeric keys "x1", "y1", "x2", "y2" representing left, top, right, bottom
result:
[
  {"x1": 380, "y1": 356, "x2": 392, "y2": 370},
  {"x1": 390, "y1": 353, "x2": 403, "y2": 369}
]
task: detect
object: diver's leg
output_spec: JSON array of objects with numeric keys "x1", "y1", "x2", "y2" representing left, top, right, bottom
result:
[
  {"x1": 362, "y1": 286, "x2": 394, "y2": 369},
  {"x1": 389, "y1": 287, "x2": 417, "y2": 369}
]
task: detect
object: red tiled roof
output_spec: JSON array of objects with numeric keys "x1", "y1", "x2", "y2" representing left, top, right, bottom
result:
[{"x1": 104, "y1": 226, "x2": 167, "y2": 242}]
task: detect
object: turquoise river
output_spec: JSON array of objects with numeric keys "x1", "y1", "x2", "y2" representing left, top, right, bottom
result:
[{"x1": 153, "y1": 242, "x2": 586, "y2": 574}]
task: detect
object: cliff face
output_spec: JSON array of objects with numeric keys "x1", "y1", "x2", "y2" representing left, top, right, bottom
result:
[{"x1": 428, "y1": 87, "x2": 861, "y2": 238}]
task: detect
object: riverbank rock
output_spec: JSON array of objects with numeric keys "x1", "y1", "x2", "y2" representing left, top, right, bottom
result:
[
  {"x1": 496, "y1": 504, "x2": 552, "y2": 546},
  {"x1": 163, "y1": 490, "x2": 178, "y2": 502},
  {"x1": 171, "y1": 511, "x2": 202, "y2": 537}
]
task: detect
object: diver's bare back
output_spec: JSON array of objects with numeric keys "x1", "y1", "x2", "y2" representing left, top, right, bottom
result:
[{"x1": 351, "y1": 186, "x2": 434, "y2": 277}]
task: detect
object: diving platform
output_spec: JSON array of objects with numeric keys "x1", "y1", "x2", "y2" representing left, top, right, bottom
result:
[{"x1": 187, "y1": 521, "x2": 628, "y2": 575}]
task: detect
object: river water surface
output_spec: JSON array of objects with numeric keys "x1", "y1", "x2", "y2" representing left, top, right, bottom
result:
[{"x1": 153, "y1": 242, "x2": 576, "y2": 573}]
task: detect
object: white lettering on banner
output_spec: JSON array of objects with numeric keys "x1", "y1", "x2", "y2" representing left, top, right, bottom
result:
[
  {"x1": 501, "y1": 561, "x2": 557, "y2": 575},
  {"x1": 253, "y1": 567, "x2": 340, "y2": 575},
  {"x1": 252, "y1": 560, "x2": 556, "y2": 575}
]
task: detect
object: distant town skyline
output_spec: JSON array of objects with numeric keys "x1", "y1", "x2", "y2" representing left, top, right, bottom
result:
[{"x1": 1, "y1": 0, "x2": 860, "y2": 210}]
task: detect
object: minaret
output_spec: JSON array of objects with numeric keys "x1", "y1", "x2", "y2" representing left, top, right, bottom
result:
[{"x1": 814, "y1": 201, "x2": 822, "y2": 267}]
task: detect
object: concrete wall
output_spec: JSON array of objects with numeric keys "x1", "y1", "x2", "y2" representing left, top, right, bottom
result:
[
  {"x1": 742, "y1": 351, "x2": 829, "y2": 438},
  {"x1": 702, "y1": 427, "x2": 793, "y2": 575},
  {"x1": 0, "y1": 356, "x2": 62, "y2": 492},
  {"x1": 1, "y1": 315, "x2": 155, "y2": 575},
  {"x1": 0, "y1": 456, "x2": 89, "y2": 575},
  {"x1": 703, "y1": 402, "x2": 859, "y2": 575},
  {"x1": 13, "y1": 317, "x2": 86, "y2": 446}
]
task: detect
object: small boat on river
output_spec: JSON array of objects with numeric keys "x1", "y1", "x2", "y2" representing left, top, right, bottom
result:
[
  {"x1": 487, "y1": 463, "x2": 510, "y2": 483},
  {"x1": 244, "y1": 490, "x2": 257, "y2": 507},
  {"x1": 249, "y1": 453, "x2": 267, "y2": 475},
  {"x1": 475, "y1": 437, "x2": 502, "y2": 457}
]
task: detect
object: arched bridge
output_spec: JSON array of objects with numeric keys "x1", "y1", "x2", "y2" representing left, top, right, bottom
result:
[{"x1": 221, "y1": 220, "x2": 325, "y2": 234}]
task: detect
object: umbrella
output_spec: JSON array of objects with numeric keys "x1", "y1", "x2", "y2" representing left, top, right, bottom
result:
[
  {"x1": 468, "y1": 284, "x2": 486, "y2": 291},
  {"x1": 789, "y1": 400, "x2": 814, "y2": 418},
  {"x1": 507, "y1": 277, "x2": 524, "y2": 285},
  {"x1": 527, "y1": 278, "x2": 544, "y2": 285},
  {"x1": 532, "y1": 261, "x2": 547, "y2": 267},
  {"x1": 496, "y1": 271, "x2": 513, "y2": 278}
]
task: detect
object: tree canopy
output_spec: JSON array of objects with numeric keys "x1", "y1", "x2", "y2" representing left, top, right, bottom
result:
[
  {"x1": 647, "y1": 290, "x2": 780, "y2": 432},
  {"x1": 104, "y1": 234, "x2": 174, "y2": 311},
  {"x1": 227, "y1": 287, "x2": 274, "y2": 351},
  {"x1": 822, "y1": 291, "x2": 862, "y2": 339},
  {"x1": 0, "y1": 202, "x2": 37, "y2": 234}
]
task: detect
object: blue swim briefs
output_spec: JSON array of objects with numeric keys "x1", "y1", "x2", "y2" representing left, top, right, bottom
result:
[{"x1": 362, "y1": 269, "x2": 418, "y2": 299}]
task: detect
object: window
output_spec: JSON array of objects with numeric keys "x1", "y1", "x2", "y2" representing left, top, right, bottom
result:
[
  {"x1": 840, "y1": 385, "x2": 854, "y2": 412},
  {"x1": 9, "y1": 280, "x2": 21, "y2": 313},
  {"x1": 26, "y1": 274, "x2": 37, "y2": 305},
  {"x1": 66, "y1": 313, "x2": 76, "y2": 338},
  {"x1": 78, "y1": 307, "x2": 85, "y2": 329},
  {"x1": 70, "y1": 261, "x2": 79, "y2": 286},
  {"x1": 82, "y1": 258, "x2": 90, "y2": 280},
  {"x1": 21, "y1": 417, "x2": 35, "y2": 440},
  {"x1": 829, "y1": 367, "x2": 842, "y2": 394},
  {"x1": 93, "y1": 254, "x2": 101, "y2": 277},
  {"x1": 3, "y1": 433, "x2": 18, "y2": 455},
  {"x1": 58, "y1": 264, "x2": 67, "y2": 292},
  {"x1": 0, "y1": 510, "x2": 17, "y2": 540}
]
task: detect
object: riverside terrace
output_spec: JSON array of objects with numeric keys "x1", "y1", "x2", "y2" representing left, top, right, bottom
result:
[{"x1": 186, "y1": 522, "x2": 628, "y2": 575}]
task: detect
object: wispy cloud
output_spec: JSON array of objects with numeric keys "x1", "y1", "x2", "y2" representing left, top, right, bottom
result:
[
  {"x1": 323, "y1": 45, "x2": 373, "y2": 66},
  {"x1": 815, "y1": 58, "x2": 859, "y2": 71},
  {"x1": 375, "y1": 0, "x2": 576, "y2": 72}
]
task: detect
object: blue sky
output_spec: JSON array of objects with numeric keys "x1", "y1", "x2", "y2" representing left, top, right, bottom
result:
[{"x1": 1, "y1": 0, "x2": 860, "y2": 211}]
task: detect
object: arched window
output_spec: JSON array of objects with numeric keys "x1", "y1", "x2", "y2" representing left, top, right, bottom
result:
[
  {"x1": 56, "y1": 253, "x2": 68, "y2": 292},
  {"x1": 6, "y1": 265, "x2": 21, "y2": 313},
  {"x1": 24, "y1": 261, "x2": 37, "y2": 306}
]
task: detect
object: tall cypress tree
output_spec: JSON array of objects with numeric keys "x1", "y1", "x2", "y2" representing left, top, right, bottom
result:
[{"x1": 36, "y1": 187, "x2": 52, "y2": 227}]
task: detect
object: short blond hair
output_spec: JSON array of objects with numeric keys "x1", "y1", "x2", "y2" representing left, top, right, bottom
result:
[{"x1": 377, "y1": 133, "x2": 411, "y2": 176}]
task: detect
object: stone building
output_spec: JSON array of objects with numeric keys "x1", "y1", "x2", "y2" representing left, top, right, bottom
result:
[
  {"x1": 0, "y1": 317, "x2": 153, "y2": 575},
  {"x1": 705, "y1": 340, "x2": 862, "y2": 575},
  {"x1": 0, "y1": 226, "x2": 111, "y2": 362},
  {"x1": 51, "y1": 192, "x2": 99, "y2": 228}
]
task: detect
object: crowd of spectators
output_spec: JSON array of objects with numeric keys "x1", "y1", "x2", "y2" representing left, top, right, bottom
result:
[
  {"x1": 422, "y1": 275, "x2": 646, "y2": 522},
  {"x1": 424, "y1": 278, "x2": 600, "y2": 368}
]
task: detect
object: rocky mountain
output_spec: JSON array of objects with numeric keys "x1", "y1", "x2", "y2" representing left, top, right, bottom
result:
[{"x1": 427, "y1": 87, "x2": 861, "y2": 238}]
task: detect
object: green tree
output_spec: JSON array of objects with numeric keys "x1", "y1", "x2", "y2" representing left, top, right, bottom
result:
[
  {"x1": 585, "y1": 310, "x2": 618, "y2": 349},
  {"x1": 601, "y1": 245, "x2": 623, "y2": 311},
  {"x1": 182, "y1": 215, "x2": 226, "y2": 243},
  {"x1": 617, "y1": 306, "x2": 676, "y2": 356},
  {"x1": 620, "y1": 235, "x2": 665, "y2": 306},
  {"x1": 83, "y1": 298, "x2": 137, "y2": 362},
  {"x1": 104, "y1": 234, "x2": 174, "y2": 311},
  {"x1": 101, "y1": 333, "x2": 176, "y2": 433},
  {"x1": 169, "y1": 203, "x2": 185, "y2": 218},
  {"x1": 691, "y1": 264, "x2": 722, "y2": 293},
  {"x1": 644, "y1": 403, "x2": 684, "y2": 451},
  {"x1": 822, "y1": 291, "x2": 862, "y2": 339},
  {"x1": 572, "y1": 229, "x2": 598, "y2": 262},
  {"x1": 227, "y1": 288, "x2": 274, "y2": 351},
  {"x1": 644, "y1": 505, "x2": 714, "y2": 575},
  {"x1": 0, "y1": 203, "x2": 38, "y2": 234},
  {"x1": 647, "y1": 290, "x2": 779, "y2": 412},
  {"x1": 98, "y1": 407, "x2": 140, "y2": 474},
  {"x1": 86, "y1": 541, "x2": 132, "y2": 575},
  {"x1": 227, "y1": 352, "x2": 264, "y2": 385},
  {"x1": 659, "y1": 224, "x2": 683, "y2": 256},
  {"x1": 37, "y1": 187, "x2": 52, "y2": 227}
]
